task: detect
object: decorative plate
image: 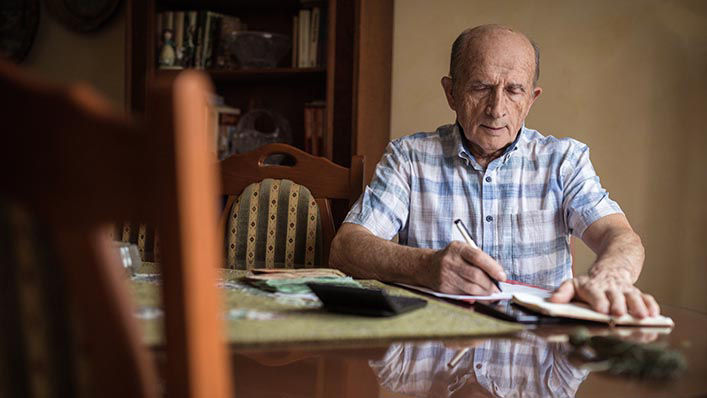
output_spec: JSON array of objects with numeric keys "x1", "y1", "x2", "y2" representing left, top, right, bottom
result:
[
  {"x1": 45, "y1": 0, "x2": 121, "y2": 32},
  {"x1": 0, "y1": 0, "x2": 40, "y2": 63}
]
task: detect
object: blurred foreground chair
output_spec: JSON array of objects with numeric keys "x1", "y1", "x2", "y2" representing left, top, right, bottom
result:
[
  {"x1": 220, "y1": 144, "x2": 364, "y2": 268},
  {"x1": 0, "y1": 62, "x2": 232, "y2": 398}
]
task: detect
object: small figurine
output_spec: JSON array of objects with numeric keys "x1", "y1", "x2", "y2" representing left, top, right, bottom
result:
[{"x1": 158, "y1": 28, "x2": 176, "y2": 67}]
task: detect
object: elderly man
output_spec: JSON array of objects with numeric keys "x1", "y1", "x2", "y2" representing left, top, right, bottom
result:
[{"x1": 330, "y1": 24, "x2": 659, "y2": 318}]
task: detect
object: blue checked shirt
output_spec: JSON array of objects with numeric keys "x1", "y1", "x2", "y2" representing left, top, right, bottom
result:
[{"x1": 344, "y1": 123, "x2": 622, "y2": 289}]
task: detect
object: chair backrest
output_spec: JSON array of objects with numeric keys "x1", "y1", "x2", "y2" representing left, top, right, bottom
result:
[
  {"x1": 0, "y1": 61, "x2": 232, "y2": 398},
  {"x1": 219, "y1": 143, "x2": 364, "y2": 266},
  {"x1": 114, "y1": 221, "x2": 160, "y2": 262}
]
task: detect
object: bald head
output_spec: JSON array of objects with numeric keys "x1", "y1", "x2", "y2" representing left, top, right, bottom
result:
[{"x1": 449, "y1": 25, "x2": 540, "y2": 88}]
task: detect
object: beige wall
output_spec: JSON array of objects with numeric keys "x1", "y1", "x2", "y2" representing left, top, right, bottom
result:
[
  {"x1": 22, "y1": 2, "x2": 125, "y2": 108},
  {"x1": 391, "y1": 0, "x2": 707, "y2": 312}
]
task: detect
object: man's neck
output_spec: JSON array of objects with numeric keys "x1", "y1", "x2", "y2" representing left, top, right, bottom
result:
[
  {"x1": 458, "y1": 123, "x2": 521, "y2": 169},
  {"x1": 461, "y1": 135, "x2": 510, "y2": 169},
  {"x1": 469, "y1": 142, "x2": 507, "y2": 168}
]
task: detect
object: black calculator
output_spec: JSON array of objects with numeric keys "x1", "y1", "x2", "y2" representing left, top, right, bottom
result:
[{"x1": 307, "y1": 283, "x2": 427, "y2": 317}]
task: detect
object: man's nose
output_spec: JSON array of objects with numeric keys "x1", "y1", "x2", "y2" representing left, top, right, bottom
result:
[{"x1": 485, "y1": 89, "x2": 506, "y2": 119}]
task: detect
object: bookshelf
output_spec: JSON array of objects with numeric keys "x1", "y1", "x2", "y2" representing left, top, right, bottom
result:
[{"x1": 126, "y1": 0, "x2": 393, "y2": 184}]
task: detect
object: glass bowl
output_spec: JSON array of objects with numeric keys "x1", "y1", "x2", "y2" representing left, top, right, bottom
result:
[{"x1": 224, "y1": 31, "x2": 291, "y2": 68}]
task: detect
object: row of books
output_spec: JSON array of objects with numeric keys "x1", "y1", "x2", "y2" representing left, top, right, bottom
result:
[
  {"x1": 156, "y1": 10, "x2": 246, "y2": 69},
  {"x1": 156, "y1": 7, "x2": 326, "y2": 70},
  {"x1": 292, "y1": 6, "x2": 326, "y2": 68}
]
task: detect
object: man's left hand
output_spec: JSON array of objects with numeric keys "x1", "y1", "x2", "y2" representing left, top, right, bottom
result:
[{"x1": 549, "y1": 268, "x2": 660, "y2": 318}]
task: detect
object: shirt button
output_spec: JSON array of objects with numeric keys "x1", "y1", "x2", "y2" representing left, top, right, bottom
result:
[
  {"x1": 476, "y1": 363, "x2": 482, "y2": 369},
  {"x1": 486, "y1": 216, "x2": 493, "y2": 222},
  {"x1": 485, "y1": 176, "x2": 492, "y2": 182}
]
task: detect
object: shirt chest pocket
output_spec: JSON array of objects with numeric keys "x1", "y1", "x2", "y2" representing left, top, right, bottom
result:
[{"x1": 508, "y1": 209, "x2": 569, "y2": 286}]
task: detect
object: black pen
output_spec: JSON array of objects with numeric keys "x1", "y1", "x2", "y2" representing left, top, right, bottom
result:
[{"x1": 453, "y1": 219, "x2": 502, "y2": 292}]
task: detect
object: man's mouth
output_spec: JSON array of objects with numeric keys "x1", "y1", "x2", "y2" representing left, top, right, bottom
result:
[{"x1": 480, "y1": 124, "x2": 505, "y2": 131}]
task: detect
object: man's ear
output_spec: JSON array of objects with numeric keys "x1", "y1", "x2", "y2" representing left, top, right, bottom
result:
[
  {"x1": 530, "y1": 86, "x2": 542, "y2": 104},
  {"x1": 441, "y1": 76, "x2": 456, "y2": 111}
]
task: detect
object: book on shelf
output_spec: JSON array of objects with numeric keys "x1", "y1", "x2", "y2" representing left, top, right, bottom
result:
[
  {"x1": 304, "y1": 101, "x2": 326, "y2": 156},
  {"x1": 292, "y1": 15, "x2": 298, "y2": 67},
  {"x1": 297, "y1": 9, "x2": 310, "y2": 68},
  {"x1": 183, "y1": 11, "x2": 198, "y2": 68},
  {"x1": 309, "y1": 7, "x2": 319, "y2": 67},
  {"x1": 174, "y1": 11, "x2": 184, "y2": 61},
  {"x1": 207, "y1": 94, "x2": 241, "y2": 160},
  {"x1": 293, "y1": 5, "x2": 326, "y2": 68}
]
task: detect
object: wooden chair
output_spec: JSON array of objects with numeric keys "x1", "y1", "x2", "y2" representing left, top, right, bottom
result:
[
  {"x1": 0, "y1": 62, "x2": 232, "y2": 397},
  {"x1": 113, "y1": 221, "x2": 160, "y2": 262},
  {"x1": 219, "y1": 144, "x2": 364, "y2": 268}
]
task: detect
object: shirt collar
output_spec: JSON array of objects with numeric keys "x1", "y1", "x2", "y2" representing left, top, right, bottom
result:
[{"x1": 454, "y1": 122, "x2": 525, "y2": 167}]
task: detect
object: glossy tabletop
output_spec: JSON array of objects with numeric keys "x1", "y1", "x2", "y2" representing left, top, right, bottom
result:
[{"x1": 221, "y1": 304, "x2": 706, "y2": 398}]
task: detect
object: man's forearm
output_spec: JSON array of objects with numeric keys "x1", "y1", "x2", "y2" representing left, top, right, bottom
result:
[
  {"x1": 588, "y1": 227, "x2": 644, "y2": 283},
  {"x1": 329, "y1": 223, "x2": 434, "y2": 285}
]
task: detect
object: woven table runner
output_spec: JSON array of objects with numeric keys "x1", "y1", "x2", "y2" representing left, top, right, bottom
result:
[{"x1": 132, "y1": 268, "x2": 522, "y2": 348}]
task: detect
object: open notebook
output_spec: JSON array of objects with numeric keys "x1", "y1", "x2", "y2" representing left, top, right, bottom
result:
[
  {"x1": 396, "y1": 281, "x2": 551, "y2": 301},
  {"x1": 512, "y1": 293, "x2": 674, "y2": 327}
]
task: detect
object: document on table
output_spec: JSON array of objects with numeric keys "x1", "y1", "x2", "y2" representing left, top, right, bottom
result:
[
  {"x1": 512, "y1": 293, "x2": 675, "y2": 327},
  {"x1": 396, "y1": 281, "x2": 551, "y2": 301}
]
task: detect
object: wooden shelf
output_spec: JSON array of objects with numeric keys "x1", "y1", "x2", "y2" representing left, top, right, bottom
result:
[
  {"x1": 128, "y1": 0, "x2": 392, "y2": 188},
  {"x1": 156, "y1": 67, "x2": 326, "y2": 81}
]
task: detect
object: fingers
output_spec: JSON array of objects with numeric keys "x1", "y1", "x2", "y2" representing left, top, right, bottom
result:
[
  {"x1": 549, "y1": 279, "x2": 575, "y2": 303},
  {"x1": 455, "y1": 265, "x2": 499, "y2": 293},
  {"x1": 625, "y1": 291, "x2": 648, "y2": 318},
  {"x1": 456, "y1": 243, "x2": 506, "y2": 281},
  {"x1": 438, "y1": 271, "x2": 498, "y2": 295},
  {"x1": 606, "y1": 289, "x2": 627, "y2": 316},
  {"x1": 549, "y1": 273, "x2": 660, "y2": 319},
  {"x1": 642, "y1": 293, "x2": 660, "y2": 317},
  {"x1": 603, "y1": 290, "x2": 658, "y2": 318},
  {"x1": 578, "y1": 285, "x2": 610, "y2": 314}
]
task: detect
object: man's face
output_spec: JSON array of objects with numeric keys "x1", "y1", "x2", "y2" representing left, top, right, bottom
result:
[{"x1": 442, "y1": 31, "x2": 542, "y2": 157}]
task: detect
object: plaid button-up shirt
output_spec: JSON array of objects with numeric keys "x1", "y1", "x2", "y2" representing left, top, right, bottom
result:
[{"x1": 344, "y1": 123, "x2": 622, "y2": 289}]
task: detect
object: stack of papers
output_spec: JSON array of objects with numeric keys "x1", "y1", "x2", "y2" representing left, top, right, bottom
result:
[
  {"x1": 396, "y1": 281, "x2": 551, "y2": 301},
  {"x1": 244, "y1": 268, "x2": 362, "y2": 294}
]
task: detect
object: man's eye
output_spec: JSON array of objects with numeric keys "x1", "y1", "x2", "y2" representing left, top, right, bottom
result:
[
  {"x1": 507, "y1": 86, "x2": 525, "y2": 94},
  {"x1": 471, "y1": 85, "x2": 489, "y2": 91}
]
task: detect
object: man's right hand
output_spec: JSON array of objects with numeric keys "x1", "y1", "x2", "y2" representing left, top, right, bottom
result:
[{"x1": 422, "y1": 241, "x2": 507, "y2": 295}]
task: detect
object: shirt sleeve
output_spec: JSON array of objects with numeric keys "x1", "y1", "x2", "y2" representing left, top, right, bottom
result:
[
  {"x1": 561, "y1": 142, "x2": 623, "y2": 238},
  {"x1": 343, "y1": 140, "x2": 411, "y2": 240}
]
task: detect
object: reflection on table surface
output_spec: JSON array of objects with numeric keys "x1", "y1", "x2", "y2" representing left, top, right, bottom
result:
[
  {"x1": 371, "y1": 332, "x2": 587, "y2": 398},
  {"x1": 223, "y1": 305, "x2": 706, "y2": 398}
]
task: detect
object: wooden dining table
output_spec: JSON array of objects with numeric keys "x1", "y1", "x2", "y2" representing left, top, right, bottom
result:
[
  {"x1": 219, "y1": 305, "x2": 706, "y2": 398},
  {"x1": 132, "y1": 265, "x2": 707, "y2": 398}
]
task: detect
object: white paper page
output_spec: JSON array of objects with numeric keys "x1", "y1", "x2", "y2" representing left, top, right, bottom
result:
[
  {"x1": 512, "y1": 293, "x2": 675, "y2": 327},
  {"x1": 396, "y1": 281, "x2": 551, "y2": 301}
]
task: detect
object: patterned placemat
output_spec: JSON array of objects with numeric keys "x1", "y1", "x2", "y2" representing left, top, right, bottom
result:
[{"x1": 131, "y1": 269, "x2": 522, "y2": 348}]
